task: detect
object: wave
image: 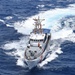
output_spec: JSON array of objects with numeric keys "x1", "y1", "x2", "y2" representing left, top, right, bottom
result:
[
  {"x1": 4, "y1": 16, "x2": 13, "y2": 20},
  {"x1": 0, "y1": 19, "x2": 5, "y2": 24},
  {"x1": 1, "y1": 4, "x2": 75, "y2": 68}
]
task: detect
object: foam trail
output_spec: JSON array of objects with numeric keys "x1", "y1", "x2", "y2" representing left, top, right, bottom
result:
[
  {"x1": 0, "y1": 19, "x2": 5, "y2": 23},
  {"x1": 65, "y1": 33, "x2": 75, "y2": 43},
  {"x1": 1, "y1": 36, "x2": 29, "y2": 67},
  {"x1": 51, "y1": 28, "x2": 73, "y2": 40},
  {"x1": 13, "y1": 18, "x2": 35, "y2": 35},
  {"x1": 7, "y1": 4, "x2": 75, "y2": 35},
  {"x1": 5, "y1": 16, "x2": 13, "y2": 20},
  {"x1": 1, "y1": 4, "x2": 75, "y2": 68},
  {"x1": 17, "y1": 58, "x2": 25, "y2": 67}
]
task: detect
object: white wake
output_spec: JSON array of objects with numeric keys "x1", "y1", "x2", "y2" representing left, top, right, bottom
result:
[{"x1": 1, "y1": 4, "x2": 75, "y2": 68}]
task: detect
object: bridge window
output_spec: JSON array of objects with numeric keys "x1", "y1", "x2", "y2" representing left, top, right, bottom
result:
[{"x1": 30, "y1": 39, "x2": 43, "y2": 42}]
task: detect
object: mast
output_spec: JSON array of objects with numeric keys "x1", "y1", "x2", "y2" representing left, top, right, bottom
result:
[{"x1": 33, "y1": 16, "x2": 45, "y2": 33}]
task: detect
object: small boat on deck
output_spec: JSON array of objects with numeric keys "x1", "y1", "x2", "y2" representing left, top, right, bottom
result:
[{"x1": 24, "y1": 17, "x2": 51, "y2": 69}]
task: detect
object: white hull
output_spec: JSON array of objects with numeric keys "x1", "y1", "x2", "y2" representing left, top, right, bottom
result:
[{"x1": 24, "y1": 40, "x2": 50, "y2": 69}]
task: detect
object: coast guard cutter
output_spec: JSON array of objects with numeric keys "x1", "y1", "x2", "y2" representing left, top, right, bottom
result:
[{"x1": 24, "y1": 17, "x2": 51, "y2": 69}]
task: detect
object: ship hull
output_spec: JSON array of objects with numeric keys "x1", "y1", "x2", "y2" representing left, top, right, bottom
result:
[{"x1": 24, "y1": 38, "x2": 50, "y2": 69}]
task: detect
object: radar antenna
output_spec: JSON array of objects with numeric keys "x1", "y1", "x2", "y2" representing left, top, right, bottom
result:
[
  {"x1": 33, "y1": 16, "x2": 45, "y2": 31},
  {"x1": 33, "y1": 16, "x2": 45, "y2": 32}
]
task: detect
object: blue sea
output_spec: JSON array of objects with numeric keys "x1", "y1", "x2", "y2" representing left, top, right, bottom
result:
[{"x1": 0, "y1": 0, "x2": 75, "y2": 75}]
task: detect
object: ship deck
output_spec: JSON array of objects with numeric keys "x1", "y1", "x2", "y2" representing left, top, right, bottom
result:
[{"x1": 25, "y1": 46, "x2": 44, "y2": 60}]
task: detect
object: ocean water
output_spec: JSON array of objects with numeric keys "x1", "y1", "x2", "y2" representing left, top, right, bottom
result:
[{"x1": 0, "y1": 0, "x2": 75, "y2": 75}]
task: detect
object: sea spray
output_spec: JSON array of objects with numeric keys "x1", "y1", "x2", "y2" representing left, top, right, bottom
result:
[{"x1": 1, "y1": 4, "x2": 75, "y2": 68}]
